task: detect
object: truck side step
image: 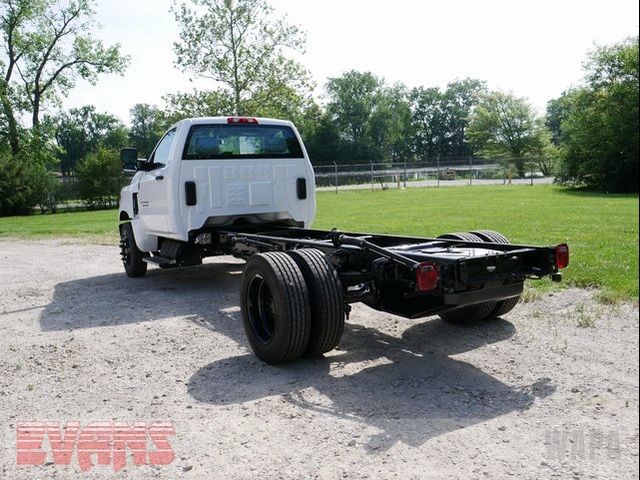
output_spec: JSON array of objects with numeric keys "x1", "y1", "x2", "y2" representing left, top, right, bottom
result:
[{"x1": 143, "y1": 256, "x2": 176, "y2": 266}]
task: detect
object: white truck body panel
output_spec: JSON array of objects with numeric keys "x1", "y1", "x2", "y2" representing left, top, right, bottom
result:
[
  {"x1": 180, "y1": 158, "x2": 314, "y2": 232},
  {"x1": 119, "y1": 117, "x2": 316, "y2": 252}
]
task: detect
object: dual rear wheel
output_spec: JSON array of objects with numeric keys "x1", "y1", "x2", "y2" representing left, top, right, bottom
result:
[
  {"x1": 437, "y1": 230, "x2": 522, "y2": 325},
  {"x1": 240, "y1": 249, "x2": 345, "y2": 364},
  {"x1": 241, "y1": 231, "x2": 523, "y2": 363}
]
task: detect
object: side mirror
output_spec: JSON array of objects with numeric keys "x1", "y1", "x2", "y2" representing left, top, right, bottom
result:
[
  {"x1": 136, "y1": 159, "x2": 154, "y2": 171},
  {"x1": 120, "y1": 148, "x2": 138, "y2": 173}
]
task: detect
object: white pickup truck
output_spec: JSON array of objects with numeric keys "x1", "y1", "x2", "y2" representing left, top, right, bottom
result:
[
  {"x1": 119, "y1": 116, "x2": 569, "y2": 364},
  {"x1": 119, "y1": 116, "x2": 315, "y2": 255}
]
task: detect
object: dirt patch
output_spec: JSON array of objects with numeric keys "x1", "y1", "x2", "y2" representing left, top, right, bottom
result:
[{"x1": 0, "y1": 239, "x2": 638, "y2": 479}]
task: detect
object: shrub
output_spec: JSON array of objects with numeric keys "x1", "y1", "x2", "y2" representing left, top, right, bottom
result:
[
  {"x1": 31, "y1": 169, "x2": 65, "y2": 214},
  {"x1": 0, "y1": 150, "x2": 35, "y2": 216},
  {"x1": 76, "y1": 148, "x2": 124, "y2": 209}
]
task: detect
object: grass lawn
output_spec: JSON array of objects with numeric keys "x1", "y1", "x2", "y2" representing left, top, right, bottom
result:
[
  {"x1": 1, "y1": 185, "x2": 637, "y2": 299},
  {"x1": 316, "y1": 185, "x2": 639, "y2": 300},
  {"x1": 0, "y1": 209, "x2": 118, "y2": 242}
]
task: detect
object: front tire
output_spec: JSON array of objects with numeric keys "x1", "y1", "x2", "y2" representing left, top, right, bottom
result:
[
  {"x1": 240, "y1": 252, "x2": 311, "y2": 364},
  {"x1": 119, "y1": 223, "x2": 147, "y2": 278}
]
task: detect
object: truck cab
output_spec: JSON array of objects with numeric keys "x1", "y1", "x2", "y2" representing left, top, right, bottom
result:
[{"x1": 119, "y1": 117, "x2": 316, "y2": 253}]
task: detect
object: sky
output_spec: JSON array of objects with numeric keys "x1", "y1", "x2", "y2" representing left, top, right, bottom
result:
[{"x1": 64, "y1": 0, "x2": 640, "y2": 124}]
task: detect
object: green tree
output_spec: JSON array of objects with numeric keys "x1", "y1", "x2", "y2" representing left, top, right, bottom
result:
[
  {"x1": 322, "y1": 70, "x2": 396, "y2": 163},
  {"x1": 368, "y1": 83, "x2": 412, "y2": 162},
  {"x1": 0, "y1": 130, "x2": 58, "y2": 215},
  {"x1": 467, "y1": 91, "x2": 547, "y2": 176},
  {"x1": 326, "y1": 71, "x2": 380, "y2": 146},
  {"x1": 442, "y1": 78, "x2": 487, "y2": 157},
  {"x1": 409, "y1": 86, "x2": 446, "y2": 160},
  {"x1": 545, "y1": 91, "x2": 575, "y2": 146},
  {"x1": 30, "y1": 163, "x2": 63, "y2": 213},
  {"x1": 76, "y1": 148, "x2": 123, "y2": 208},
  {"x1": 1, "y1": 0, "x2": 128, "y2": 154},
  {"x1": 163, "y1": 90, "x2": 233, "y2": 125},
  {"x1": 0, "y1": 0, "x2": 36, "y2": 154},
  {"x1": 55, "y1": 109, "x2": 89, "y2": 175},
  {"x1": 409, "y1": 78, "x2": 486, "y2": 161},
  {"x1": 555, "y1": 36, "x2": 639, "y2": 192},
  {"x1": 0, "y1": 148, "x2": 34, "y2": 215},
  {"x1": 172, "y1": 0, "x2": 312, "y2": 116},
  {"x1": 300, "y1": 107, "x2": 345, "y2": 164},
  {"x1": 128, "y1": 103, "x2": 169, "y2": 158},
  {"x1": 56, "y1": 105, "x2": 128, "y2": 175}
]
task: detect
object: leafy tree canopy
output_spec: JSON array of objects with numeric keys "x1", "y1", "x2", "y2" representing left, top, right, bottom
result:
[
  {"x1": 55, "y1": 105, "x2": 127, "y2": 175},
  {"x1": 467, "y1": 91, "x2": 549, "y2": 176},
  {"x1": 172, "y1": 0, "x2": 312, "y2": 117},
  {"x1": 553, "y1": 36, "x2": 639, "y2": 192},
  {"x1": 128, "y1": 103, "x2": 170, "y2": 158},
  {"x1": 0, "y1": 0, "x2": 128, "y2": 155}
]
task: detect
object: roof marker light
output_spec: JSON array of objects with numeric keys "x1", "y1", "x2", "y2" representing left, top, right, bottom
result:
[{"x1": 227, "y1": 117, "x2": 258, "y2": 124}]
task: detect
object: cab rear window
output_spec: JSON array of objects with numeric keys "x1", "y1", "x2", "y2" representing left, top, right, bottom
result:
[{"x1": 182, "y1": 124, "x2": 304, "y2": 160}]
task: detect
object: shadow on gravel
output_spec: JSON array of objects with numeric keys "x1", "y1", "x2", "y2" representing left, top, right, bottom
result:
[
  {"x1": 40, "y1": 261, "x2": 555, "y2": 449},
  {"x1": 189, "y1": 317, "x2": 555, "y2": 450},
  {"x1": 38, "y1": 261, "x2": 244, "y2": 333}
]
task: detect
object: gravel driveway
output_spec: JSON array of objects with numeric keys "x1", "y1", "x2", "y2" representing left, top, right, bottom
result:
[{"x1": 0, "y1": 239, "x2": 638, "y2": 479}]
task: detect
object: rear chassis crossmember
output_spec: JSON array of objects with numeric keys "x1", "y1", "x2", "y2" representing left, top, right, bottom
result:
[{"x1": 186, "y1": 225, "x2": 562, "y2": 320}]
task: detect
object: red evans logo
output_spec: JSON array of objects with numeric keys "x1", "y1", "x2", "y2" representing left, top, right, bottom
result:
[{"x1": 17, "y1": 421, "x2": 175, "y2": 472}]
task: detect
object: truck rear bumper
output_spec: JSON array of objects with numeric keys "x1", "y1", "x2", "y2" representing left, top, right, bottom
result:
[{"x1": 443, "y1": 282, "x2": 524, "y2": 307}]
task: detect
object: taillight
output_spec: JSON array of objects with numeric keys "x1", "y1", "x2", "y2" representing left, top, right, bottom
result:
[
  {"x1": 227, "y1": 117, "x2": 258, "y2": 124},
  {"x1": 555, "y1": 244, "x2": 569, "y2": 269},
  {"x1": 416, "y1": 262, "x2": 439, "y2": 292}
]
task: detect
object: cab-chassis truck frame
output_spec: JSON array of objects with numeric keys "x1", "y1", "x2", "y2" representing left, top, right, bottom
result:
[{"x1": 118, "y1": 116, "x2": 569, "y2": 364}]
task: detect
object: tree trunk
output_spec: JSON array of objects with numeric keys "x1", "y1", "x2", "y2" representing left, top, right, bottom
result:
[
  {"x1": 234, "y1": 87, "x2": 241, "y2": 116},
  {"x1": 32, "y1": 91, "x2": 41, "y2": 129},
  {"x1": 514, "y1": 157, "x2": 526, "y2": 177},
  {"x1": 0, "y1": 94, "x2": 20, "y2": 155}
]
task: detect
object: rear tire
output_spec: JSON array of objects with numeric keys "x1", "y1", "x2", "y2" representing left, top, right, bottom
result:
[
  {"x1": 240, "y1": 252, "x2": 311, "y2": 364},
  {"x1": 437, "y1": 231, "x2": 496, "y2": 324},
  {"x1": 437, "y1": 231, "x2": 484, "y2": 242},
  {"x1": 469, "y1": 229, "x2": 509, "y2": 244},
  {"x1": 288, "y1": 249, "x2": 345, "y2": 357},
  {"x1": 470, "y1": 230, "x2": 522, "y2": 318},
  {"x1": 490, "y1": 296, "x2": 521, "y2": 317},
  {"x1": 119, "y1": 223, "x2": 147, "y2": 278},
  {"x1": 439, "y1": 302, "x2": 498, "y2": 324}
]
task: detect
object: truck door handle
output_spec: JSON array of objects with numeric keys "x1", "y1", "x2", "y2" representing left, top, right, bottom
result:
[{"x1": 155, "y1": 175, "x2": 164, "y2": 181}]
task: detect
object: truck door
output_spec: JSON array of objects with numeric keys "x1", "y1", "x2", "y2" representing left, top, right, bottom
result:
[{"x1": 138, "y1": 128, "x2": 176, "y2": 234}]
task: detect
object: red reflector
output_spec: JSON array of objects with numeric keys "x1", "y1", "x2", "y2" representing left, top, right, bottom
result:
[
  {"x1": 227, "y1": 117, "x2": 258, "y2": 124},
  {"x1": 416, "y1": 262, "x2": 439, "y2": 292},
  {"x1": 555, "y1": 244, "x2": 569, "y2": 269}
]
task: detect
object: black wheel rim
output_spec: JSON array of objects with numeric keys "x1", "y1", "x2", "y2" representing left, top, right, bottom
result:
[
  {"x1": 246, "y1": 274, "x2": 276, "y2": 344},
  {"x1": 120, "y1": 229, "x2": 131, "y2": 267}
]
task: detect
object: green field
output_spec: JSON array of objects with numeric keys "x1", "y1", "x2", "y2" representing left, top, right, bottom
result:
[
  {"x1": 1, "y1": 185, "x2": 637, "y2": 299},
  {"x1": 0, "y1": 209, "x2": 118, "y2": 241}
]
